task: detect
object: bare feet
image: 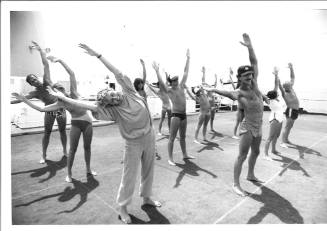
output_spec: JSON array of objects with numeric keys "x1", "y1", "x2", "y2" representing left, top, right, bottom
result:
[
  {"x1": 183, "y1": 155, "x2": 195, "y2": 160},
  {"x1": 87, "y1": 170, "x2": 97, "y2": 177},
  {"x1": 232, "y1": 135, "x2": 240, "y2": 140},
  {"x1": 155, "y1": 153, "x2": 161, "y2": 160},
  {"x1": 119, "y1": 206, "x2": 131, "y2": 224},
  {"x1": 143, "y1": 197, "x2": 162, "y2": 207},
  {"x1": 168, "y1": 159, "x2": 176, "y2": 166},
  {"x1": 263, "y1": 155, "x2": 273, "y2": 161},
  {"x1": 193, "y1": 139, "x2": 201, "y2": 144},
  {"x1": 232, "y1": 185, "x2": 249, "y2": 197},
  {"x1": 246, "y1": 176, "x2": 264, "y2": 184},
  {"x1": 272, "y1": 150, "x2": 281, "y2": 155},
  {"x1": 39, "y1": 158, "x2": 46, "y2": 164},
  {"x1": 280, "y1": 143, "x2": 289, "y2": 148},
  {"x1": 65, "y1": 175, "x2": 72, "y2": 183}
]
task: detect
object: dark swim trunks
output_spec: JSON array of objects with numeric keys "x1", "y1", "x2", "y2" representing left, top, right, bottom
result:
[
  {"x1": 172, "y1": 112, "x2": 186, "y2": 121},
  {"x1": 46, "y1": 108, "x2": 66, "y2": 117},
  {"x1": 285, "y1": 107, "x2": 299, "y2": 120}
]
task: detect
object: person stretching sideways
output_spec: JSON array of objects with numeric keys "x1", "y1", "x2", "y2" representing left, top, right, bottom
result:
[
  {"x1": 12, "y1": 55, "x2": 97, "y2": 182},
  {"x1": 204, "y1": 33, "x2": 265, "y2": 196},
  {"x1": 11, "y1": 41, "x2": 67, "y2": 163},
  {"x1": 45, "y1": 44, "x2": 161, "y2": 224},
  {"x1": 263, "y1": 67, "x2": 286, "y2": 161},
  {"x1": 152, "y1": 50, "x2": 195, "y2": 166},
  {"x1": 280, "y1": 63, "x2": 299, "y2": 148}
]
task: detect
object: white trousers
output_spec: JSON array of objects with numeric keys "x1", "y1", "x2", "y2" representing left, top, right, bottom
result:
[{"x1": 116, "y1": 128, "x2": 156, "y2": 206}]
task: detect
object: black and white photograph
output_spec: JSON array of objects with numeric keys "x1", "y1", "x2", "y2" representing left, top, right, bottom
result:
[{"x1": 1, "y1": 0, "x2": 327, "y2": 230}]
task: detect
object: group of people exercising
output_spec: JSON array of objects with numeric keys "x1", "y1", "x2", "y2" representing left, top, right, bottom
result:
[{"x1": 11, "y1": 33, "x2": 299, "y2": 224}]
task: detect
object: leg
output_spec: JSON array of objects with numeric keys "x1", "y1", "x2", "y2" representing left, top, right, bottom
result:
[
  {"x1": 282, "y1": 118, "x2": 294, "y2": 144},
  {"x1": 168, "y1": 117, "x2": 180, "y2": 165},
  {"x1": 202, "y1": 114, "x2": 210, "y2": 141},
  {"x1": 263, "y1": 121, "x2": 276, "y2": 160},
  {"x1": 56, "y1": 114, "x2": 68, "y2": 156},
  {"x1": 42, "y1": 113, "x2": 56, "y2": 163},
  {"x1": 233, "y1": 131, "x2": 252, "y2": 196},
  {"x1": 140, "y1": 130, "x2": 161, "y2": 206},
  {"x1": 66, "y1": 123, "x2": 82, "y2": 182},
  {"x1": 158, "y1": 109, "x2": 166, "y2": 135},
  {"x1": 117, "y1": 140, "x2": 142, "y2": 224},
  {"x1": 179, "y1": 117, "x2": 194, "y2": 159},
  {"x1": 210, "y1": 108, "x2": 216, "y2": 131},
  {"x1": 247, "y1": 136, "x2": 263, "y2": 181},
  {"x1": 167, "y1": 109, "x2": 172, "y2": 133},
  {"x1": 82, "y1": 122, "x2": 94, "y2": 175},
  {"x1": 271, "y1": 122, "x2": 282, "y2": 154},
  {"x1": 194, "y1": 113, "x2": 205, "y2": 143}
]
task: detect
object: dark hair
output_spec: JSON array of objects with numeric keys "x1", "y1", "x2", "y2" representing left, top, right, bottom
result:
[
  {"x1": 133, "y1": 78, "x2": 144, "y2": 91},
  {"x1": 26, "y1": 74, "x2": 37, "y2": 84},
  {"x1": 236, "y1": 65, "x2": 254, "y2": 78},
  {"x1": 266, "y1": 90, "x2": 277, "y2": 100}
]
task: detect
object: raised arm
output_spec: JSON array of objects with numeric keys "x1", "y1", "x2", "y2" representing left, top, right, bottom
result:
[
  {"x1": 201, "y1": 66, "x2": 206, "y2": 84},
  {"x1": 185, "y1": 86, "x2": 197, "y2": 101},
  {"x1": 152, "y1": 62, "x2": 168, "y2": 93},
  {"x1": 47, "y1": 86, "x2": 98, "y2": 112},
  {"x1": 145, "y1": 81, "x2": 159, "y2": 96},
  {"x1": 140, "y1": 59, "x2": 146, "y2": 83},
  {"x1": 31, "y1": 41, "x2": 52, "y2": 86},
  {"x1": 278, "y1": 78, "x2": 286, "y2": 99},
  {"x1": 11, "y1": 91, "x2": 37, "y2": 104},
  {"x1": 78, "y1": 43, "x2": 122, "y2": 78},
  {"x1": 213, "y1": 74, "x2": 218, "y2": 88},
  {"x1": 11, "y1": 93, "x2": 62, "y2": 112},
  {"x1": 288, "y1": 63, "x2": 295, "y2": 86},
  {"x1": 203, "y1": 87, "x2": 238, "y2": 101},
  {"x1": 240, "y1": 34, "x2": 258, "y2": 80},
  {"x1": 272, "y1": 67, "x2": 279, "y2": 92},
  {"x1": 180, "y1": 49, "x2": 190, "y2": 86},
  {"x1": 229, "y1": 67, "x2": 236, "y2": 90},
  {"x1": 48, "y1": 56, "x2": 79, "y2": 99}
]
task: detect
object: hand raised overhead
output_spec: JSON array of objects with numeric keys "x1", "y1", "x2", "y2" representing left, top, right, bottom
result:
[
  {"x1": 186, "y1": 49, "x2": 190, "y2": 58},
  {"x1": 31, "y1": 41, "x2": 42, "y2": 51},
  {"x1": 240, "y1": 33, "x2": 252, "y2": 48},
  {"x1": 272, "y1": 67, "x2": 279, "y2": 76},
  {"x1": 140, "y1": 59, "x2": 145, "y2": 65},
  {"x1": 152, "y1": 61, "x2": 160, "y2": 72},
  {"x1": 78, "y1": 43, "x2": 99, "y2": 57}
]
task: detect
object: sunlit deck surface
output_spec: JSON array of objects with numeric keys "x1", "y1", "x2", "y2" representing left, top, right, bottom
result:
[{"x1": 11, "y1": 111, "x2": 327, "y2": 224}]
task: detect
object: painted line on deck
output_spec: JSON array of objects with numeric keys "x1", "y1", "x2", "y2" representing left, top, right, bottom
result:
[{"x1": 213, "y1": 134, "x2": 327, "y2": 224}]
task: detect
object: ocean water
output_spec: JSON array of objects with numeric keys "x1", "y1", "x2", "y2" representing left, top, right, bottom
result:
[{"x1": 298, "y1": 89, "x2": 327, "y2": 114}]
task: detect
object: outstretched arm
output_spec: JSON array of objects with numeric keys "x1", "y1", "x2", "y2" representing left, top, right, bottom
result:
[
  {"x1": 47, "y1": 87, "x2": 98, "y2": 112},
  {"x1": 180, "y1": 49, "x2": 190, "y2": 87},
  {"x1": 140, "y1": 59, "x2": 146, "y2": 83},
  {"x1": 288, "y1": 63, "x2": 295, "y2": 86},
  {"x1": 240, "y1": 34, "x2": 258, "y2": 81},
  {"x1": 78, "y1": 43, "x2": 122, "y2": 78},
  {"x1": 48, "y1": 56, "x2": 79, "y2": 99},
  {"x1": 203, "y1": 87, "x2": 238, "y2": 101},
  {"x1": 11, "y1": 93, "x2": 62, "y2": 112},
  {"x1": 31, "y1": 41, "x2": 52, "y2": 86},
  {"x1": 152, "y1": 62, "x2": 168, "y2": 93}
]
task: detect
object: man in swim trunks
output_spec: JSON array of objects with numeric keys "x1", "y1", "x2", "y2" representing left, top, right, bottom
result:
[
  {"x1": 11, "y1": 41, "x2": 67, "y2": 164},
  {"x1": 204, "y1": 33, "x2": 264, "y2": 196},
  {"x1": 280, "y1": 63, "x2": 299, "y2": 148},
  {"x1": 152, "y1": 49, "x2": 195, "y2": 166}
]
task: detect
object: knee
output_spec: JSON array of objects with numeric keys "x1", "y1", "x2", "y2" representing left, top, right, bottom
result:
[
  {"x1": 44, "y1": 130, "x2": 52, "y2": 137},
  {"x1": 237, "y1": 153, "x2": 247, "y2": 163}
]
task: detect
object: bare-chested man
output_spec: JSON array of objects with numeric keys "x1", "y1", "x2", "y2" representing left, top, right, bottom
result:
[
  {"x1": 152, "y1": 49, "x2": 195, "y2": 166},
  {"x1": 204, "y1": 33, "x2": 264, "y2": 196},
  {"x1": 280, "y1": 63, "x2": 300, "y2": 148}
]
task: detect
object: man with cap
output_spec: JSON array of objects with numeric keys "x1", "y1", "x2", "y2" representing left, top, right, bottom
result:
[
  {"x1": 204, "y1": 33, "x2": 265, "y2": 196},
  {"x1": 152, "y1": 49, "x2": 195, "y2": 166},
  {"x1": 280, "y1": 63, "x2": 299, "y2": 148},
  {"x1": 46, "y1": 43, "x2": 161, "y2": 224},
  {"x1": 11, "y1": 41, "x2": 68, "y2": 164}
]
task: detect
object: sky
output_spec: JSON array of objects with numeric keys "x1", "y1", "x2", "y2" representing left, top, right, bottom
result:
[{"x1": 6, "y1": 1, "x2": 324, "y2": 95}]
